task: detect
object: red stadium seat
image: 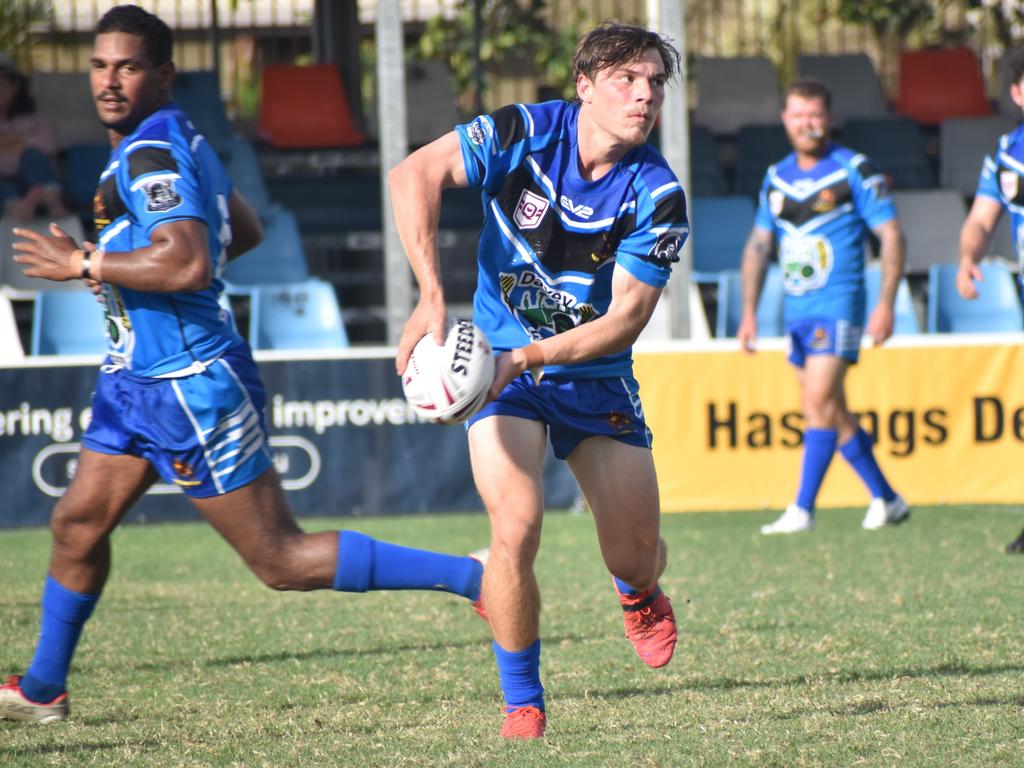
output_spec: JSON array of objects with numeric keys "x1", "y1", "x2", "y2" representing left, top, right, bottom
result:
[
  {"x1": 259, "y1": 64, "x2": 365, "y2": 148},
  {"x1": 896, "y1": 48, "x2": 992, "y2": 125}
]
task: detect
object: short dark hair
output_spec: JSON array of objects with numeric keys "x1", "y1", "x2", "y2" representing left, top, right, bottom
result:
[
  {"x1": 1009, "y1": 48, "x2": 1024, "y2": 88},
  {"x1": 95, "y1": 5, "x2": 173, "y2": 67},
  {"x1": 572, "y1": 22, "x2": 682, "y2": 85},
  {"x1": 785, "y1": 79, "x2": 832, "y2": 112}
]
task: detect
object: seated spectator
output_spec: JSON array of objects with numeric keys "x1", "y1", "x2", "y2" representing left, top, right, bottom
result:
[{"x1": 0, "y1": 52, "x2": 66, "y2": 221}]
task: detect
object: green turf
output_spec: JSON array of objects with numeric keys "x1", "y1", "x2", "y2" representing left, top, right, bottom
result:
[{"x1": 1, "y1": 505, "x2": 1023, "y2": 766}]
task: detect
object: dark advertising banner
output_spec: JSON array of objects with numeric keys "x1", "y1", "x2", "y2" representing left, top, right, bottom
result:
[{"x1": 0, "y1": 355, "x2": 577, "y2": 528}]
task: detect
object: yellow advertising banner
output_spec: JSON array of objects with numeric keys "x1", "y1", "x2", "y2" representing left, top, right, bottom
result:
[{"x1": 634, "y1": 337, "x2": 1024, "y2": 512}]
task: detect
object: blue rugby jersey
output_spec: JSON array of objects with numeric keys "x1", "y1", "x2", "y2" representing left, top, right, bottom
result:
[
  {"x1": 976, "y1": 123, "x2": 1024, "y2": 264},
  {"x1": 92, "y1": 102, "x2": 241, "y2": 377},
  {"x1": 753, "y1": 144, "x2": 896, "y2": 324},
  {"x1": 455, "y1": 100, "x2": 689, "y2": 378}
]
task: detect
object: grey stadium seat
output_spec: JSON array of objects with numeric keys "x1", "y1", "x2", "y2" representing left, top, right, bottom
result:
[
  {"x1": 939, "y1": 115, "x2": 1018, "y2": 197},
  {"x1": 892, "y1": 190, "x2": 967, "y2": 275},
  {"x1": 694, "y1": 56, "x2": 781, "y2": 136},
  {"x1": 796, "y1": 54, "x2": 889, "y2": 125}
]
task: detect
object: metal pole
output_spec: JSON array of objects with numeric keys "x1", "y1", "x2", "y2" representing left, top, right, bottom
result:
[
  {"x1": 647, "y1": 0, "x2": 692, "y2": 339},
  {"x1": 377, "y1": 0, "x2": 412, "y2": 344},
  {"x1": 209, "y1": 0, "x2": 221, "y2": 85}
]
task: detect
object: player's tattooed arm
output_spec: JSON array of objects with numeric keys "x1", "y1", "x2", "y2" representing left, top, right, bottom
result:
[
  {"x1": 737, "y1": 227, "x2": 774, "y2": 352},
  {"x1": 866, "y1": 218, "x2": 905, "y2": 345}
]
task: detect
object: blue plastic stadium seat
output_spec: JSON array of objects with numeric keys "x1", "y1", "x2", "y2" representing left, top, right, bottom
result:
[
  {"x1": 222, "y1": 207, "x2": 310, "y2": 292},
  {"x1": 31, "y1": 289, "x2": 107, "y2": 355},
  {"x1": 842, "y1": 118, "x2": 934, "y2": 189},
  {"x1": 249, "y1": 279, "x2": 349, "y2": 350},
  {"x1": 734, "y1": 124, "x2": 792, "y2": 198},
  {"x1": 864, "y1": 262, "x2": 920, "y2": 334},
  {"x1": 174, "y1": 70, "x2": 234, "y2": 151},
  {"x1": 690, "y1": 126, "x2": 728, "y2": 196},
  {"x1": 716, "y1": 264, "x2": 785, "y2": 338},
  {"x1": 691, "y1": 196, "x2": 756, "y2": 283},
  {"x1": 927, "y1": 261, "x2": 1023, "y2": 333},
  {"x1": 66, "y1": 143, "x2": 111, "y2": 223},
  {"x1": 221, "y1": 134, "x2": 271, "y2": 214}
]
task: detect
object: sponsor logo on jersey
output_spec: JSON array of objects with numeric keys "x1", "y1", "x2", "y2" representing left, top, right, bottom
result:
[
  {"x1": 811, "y1": 188, "x2": 836, "y2": 213},
  {"x1": 559, "y1": 194, "x2": 594, "y2": 219},
  {"x1": 780, "y1": 234, "x2": 834, "y2": 295},
  {"x1": 514, "y1": 189, "x2": 550, "y2": 230},
  {"x1": 648, "y1": 232, "x2": 682, "y2": 263},
  {"x1": 864, "y1": 174, "x2": 891, "y2": 201},
  {"x1": 769, "y1": 189, "x2": 785, "y2": 217},
  {"x1": 142, "y1": 178, "x2": 182, "y2": 213},
  {"x1": 93, "y1": 190, "x2": 111, "y2": 230},
  {"x1": 1000, "y1": 170, "x2": 1019, "y2": 200},
  {"x1": 499, "y1": 270, "x2": 596, "y2": 337}
]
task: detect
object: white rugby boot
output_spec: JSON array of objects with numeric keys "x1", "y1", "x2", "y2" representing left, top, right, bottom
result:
[
  {"x1": 862, "y1": 495, "x2": 910, "y2": 530},
  {"x1": 760, "y1": 504, "x2": 814, "y2": 535}
]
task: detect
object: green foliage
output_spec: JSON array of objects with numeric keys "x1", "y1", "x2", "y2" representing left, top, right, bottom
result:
[
  {"x1": 2, "y1": 506, "x2": 1024, "y2": 765},
  {"x1": 0, "y1": 0, "x2": 50, "y2": 70},
  {"x1": 418, "y1": 0, "x2": 585, "y2": 112},
  {"x1": 835, "y1": 0, "x2": 934, "y2": 38}
]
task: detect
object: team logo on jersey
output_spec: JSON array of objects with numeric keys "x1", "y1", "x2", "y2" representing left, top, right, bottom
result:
[
  {"x1": 499, "y1": 270, "x2": 596, "y2": 336},
  {"x1": 768, "y1": 190, "x2": 785, "y2": 217},
  {"x1": 514, "y1": 189, "x2": 550, "y2": 230},
  {"x1": 780, "y1": 234, "x2": 834, "y2": 295},
  {"x1": 811, "y1": 188, "x2": 836, "y2": 213},
  {"x1": 648, "y1": 232, "x2": 682, "y2": 263},
  {"x1": 93, "y1": 190, "x2": 110, "y2": 230},
  {"x1": 466, "y1": 116, "x2": 492, "y2": 146},
  {"x1": 1000, "y1": 170, "x2": 1019, "y2": 200},
  {"x1": 142, "y1": 177, "x2": 182, "y2": 212}
]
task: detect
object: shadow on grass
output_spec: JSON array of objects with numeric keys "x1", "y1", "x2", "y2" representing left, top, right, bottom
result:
[
  {"x1": 772, "y1": 691, "x2": 1024, "y2": 720},
  {"x1": 568, "y1": 659, "x2": 1024, "y2": 702},
  {"x1": 0, "y1": 737, "x2": 163, "y2": 757},
  {"x1": 127, "y1": 633, "x2": 580, "y2": 672}
]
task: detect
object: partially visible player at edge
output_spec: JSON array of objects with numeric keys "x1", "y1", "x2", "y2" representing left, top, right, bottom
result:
[
  {"x1": 0, "y1": 4, "x2": 484, "y2": 724},
  {"x1": 739, "y1": 79, "x2": 910, "y2": 535},
  {"x1": 391, "y1": 22, "x2": 687, "y2": 739},
  {"x1": 957, "y1": 48, "x2": 1024, "y2": 554}
]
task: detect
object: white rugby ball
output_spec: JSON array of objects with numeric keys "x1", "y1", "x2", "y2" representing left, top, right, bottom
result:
[{"x1": 402, "y1": 319, "x2": 495, "y2": 425}]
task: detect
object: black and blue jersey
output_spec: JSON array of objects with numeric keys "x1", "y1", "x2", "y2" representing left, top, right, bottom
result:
[
  {"x1": 455, "y1": 100, "x2": 688, "y2": 378},
  {"x1": 976, "y1": 123, "x2": 1024, "y2": 263},
  {"x1": 93, "y1": 102, "x2": 240, "y2": 377},
  {"x1": 754, "y1": 143, "x2": 896, "y2": 325}
]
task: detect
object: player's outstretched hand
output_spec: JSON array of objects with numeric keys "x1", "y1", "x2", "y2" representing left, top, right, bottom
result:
[
  {"x1": 396, "y1": 296, "x2": 447, "y2": 376},
  {"x1": 11, "y1": 222, "x2": 80, "y2": 282},
  {"x1": 956, "y1": 262, "x2": 982, "y2": 300},
  {"x1": 737, "y1": 314, "x2": 758, "y2": 354},
  {"x1": 866, "y1": 303, "x2": 894, "y2": 347}
]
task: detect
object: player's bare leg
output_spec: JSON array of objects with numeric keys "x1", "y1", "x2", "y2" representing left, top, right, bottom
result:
[
  {"x1": 569, "y1": 438, "x2": 676, "y2": 668},
  {"x1": 1, "y1": 449, "x2": 156, "y2": 723},
  {"x1": 468, "y1": 415, "x2": 547, "y2": 738}
]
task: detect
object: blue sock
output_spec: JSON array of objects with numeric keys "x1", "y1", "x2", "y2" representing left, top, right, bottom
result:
[
  {"x1": 332, "y1": 530, "x2": 482, "y2": 600},
  {"x1": 493, "y1": 639, "x2": 544, "y2": 711},
  {"x1": 615, "y1": 577, "x2": 649, "y2": 596},
  {"x1": 796, "y1": 428, "x2": 838, "y2": 513},
  {"x1": 21, "y1": 575, "x2": 99, "y2": 703},
  {"x1": 840, "y1": 427, "x2": 896, "y2": 502}
]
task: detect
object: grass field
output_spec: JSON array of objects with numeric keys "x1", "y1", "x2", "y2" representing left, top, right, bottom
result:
[{"x1": 2, "y1": 505, "x2": 1024, "y2": 766}]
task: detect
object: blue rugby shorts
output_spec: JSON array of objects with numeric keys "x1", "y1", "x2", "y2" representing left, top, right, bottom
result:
[
  {"x1": 82, "y1": 346, "x2": 273, "y2": 497},
  {"x1": 786, "y1": 317, "x2": 862, "y2": 367},
  {"x1": 467, "y1": 372, "x2": 653, "y2": 459}
]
